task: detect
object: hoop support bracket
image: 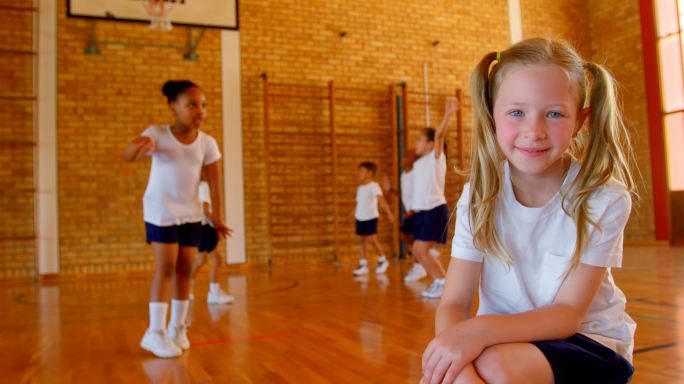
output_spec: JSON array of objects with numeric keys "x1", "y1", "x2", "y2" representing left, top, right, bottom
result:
[{"x1": 84, "y1": 21, "x2": 206, "y2": 61}]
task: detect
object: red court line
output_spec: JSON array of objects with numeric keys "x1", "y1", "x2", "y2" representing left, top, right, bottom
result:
[{"x1": 191, "y1": 332, "x2": 285, "y2": 347}]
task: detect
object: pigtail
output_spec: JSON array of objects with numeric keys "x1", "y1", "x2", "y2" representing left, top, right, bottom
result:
[
  {"x1": 468, "y1": 52, "x2": 511, "y2": 265},
  {"x1": 566, "y1": 62, "x2": 637, "y2": 268}
]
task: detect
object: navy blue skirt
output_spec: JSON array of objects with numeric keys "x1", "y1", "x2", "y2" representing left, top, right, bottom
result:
[
  {"x1": 145, "y1": 222, "x2": 202, "y2": 248},
  {"x1": 412, "y1": 204, "x2": 450, "y2": 244},
  {"x1": 400, "y1": 213, "x2": 416, "y2": 235},
  {"x1": 356, "y1": 218, "x2": 378, "y2": 236},
  {"x1": 199, "y1": 224, "x2": 219, "y2": 253},
  {"x1": 532, "y1": 333, "x2": 634, "y2": 384}
]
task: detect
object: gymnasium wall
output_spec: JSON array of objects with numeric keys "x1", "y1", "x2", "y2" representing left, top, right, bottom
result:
[
  {"x1": 0, "y1": 0, "x2": 35, "y2": 278},
  {"x1": 0, "y1": 0, "x2": 655, "y2": 278}
]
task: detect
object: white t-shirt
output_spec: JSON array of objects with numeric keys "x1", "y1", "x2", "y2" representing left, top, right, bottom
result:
[
  {"x1": 411, "y1": 150, "x2": 447, "y2": 211},
  {"x1": 141, "y1": 125, "x2": 221, "y2": 226},
  {"x1": 451, "y1": 160, "x2": 636, "y2": 362},
  {"x1": 400, "y1": 170, "x2": 413, "y2": 210},
  {"x1": 355, "y1": 181, "x2": 383, "y2": 221},
  {"x1": 198, "y1": 181, "x2": 213, "y2": 226}
]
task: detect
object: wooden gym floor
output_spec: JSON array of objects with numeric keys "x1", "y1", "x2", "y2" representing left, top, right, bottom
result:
[{"x1": 1, "y1": 246, "x2": 683, "y2": 383}]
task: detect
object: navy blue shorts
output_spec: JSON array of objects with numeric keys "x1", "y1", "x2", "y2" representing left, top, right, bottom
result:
[
  {"x1": 356, "y1": 218, "x2": 378, "y2": 236},
  {"x1": 400, "y1": 214, "x2": 416, "y2": 235},
  {"x1": 532, "y1": 333, "x2": 634, "y2": 384},
  {"x1": 412, "y1": 204, "x2": 449, "y2": 244},
  {"x1": 145, "y1": 222, "x2": 202, "y2": 248},
  {"x1": 199, "y1": 224, "x2": 219, "y2": 253}
]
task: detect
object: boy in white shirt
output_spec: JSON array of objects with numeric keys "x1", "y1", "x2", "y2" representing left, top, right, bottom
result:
[{"x1": 353, "y1": 162, "x2": 394, "y2": 276}]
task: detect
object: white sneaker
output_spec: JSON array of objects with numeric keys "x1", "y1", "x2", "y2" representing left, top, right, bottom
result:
[
  {"x1": 353, "y1": 262, "x2": 369, "y2": 276},
  {"x1": 422, "y1": 279, "x2": 445, "y2": 299},
  {"x1": 168, "y1": 324, "x2": 190, "y2": 350},
  {"x1": 404, "y1": 263, "x2": 427, "y2": 282},
  {"x1": 207, "y1": 289, "x2": 235, "y2": 305},
  {"x1": 375, "y1": 258, "x2": 389, "y2": 274},
  {"x1": 140, "y1": 329, "x2": 182, "y2": 358}
]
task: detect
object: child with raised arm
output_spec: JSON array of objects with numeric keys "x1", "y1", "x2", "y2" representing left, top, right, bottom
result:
[
  {"x1": 124, "y1": 80, "x2": 232, "y2": 358},
  {"x1": 421, "y1": 38, "x2": 636, "y2": 384},
  {"x1": 353, "y1": 162, "x2": 395, "y2": 276},
  {"x1": 409, "y1": 98, "x2": 459, "y2": 298}
]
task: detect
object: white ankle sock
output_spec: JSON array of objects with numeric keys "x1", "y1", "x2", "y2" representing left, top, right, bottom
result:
[
  {"x1": 169, "y1": 299, "x2": 189, "y2": 326},
  {"x1": 378, "y1": 255, "x2": 387, "y2": 262},
  {"x1": 210, "y1": 283, "x2": 220, "y2": 294},
  {"x1": 359, "y1": 259, "x2": 367, "y2": 266},
  {"x1": 149, "y1": 302, "x2": 168, "y2": 331}
]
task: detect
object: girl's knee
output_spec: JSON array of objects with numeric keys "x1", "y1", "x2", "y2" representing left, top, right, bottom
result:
[
  {"x1": 176, "y1": 256, "x2": 194, "y2": 277},
  {"x1": 474, "y1": 346, "x2": 516, "y2": 384},
  {"x1": 156, "y1": 260, "x2": 176, "y2": 278}
]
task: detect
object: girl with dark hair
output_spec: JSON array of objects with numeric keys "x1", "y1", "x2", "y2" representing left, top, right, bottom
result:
[{"x1": 124, "y1": 80, "x2": 232, "y2": 358}]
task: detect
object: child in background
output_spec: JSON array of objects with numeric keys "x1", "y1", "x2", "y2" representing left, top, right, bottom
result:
[
  {"x1": 353, "y1": 162, "x2": 395, "y2": 276},
  {"x1": 409, "y1": 99, "x2": 459, "y2": 298},
  {"x1": 124, "y1": 80, "x2": 232, "y2": 358},
  {"x1": 189, "y1": 171, "x2": 235, "y2": 305},
  {"x1": 422, "y1": 38, "x2": 636, "y2": 383},
  {"x1": 400, "y1": 152, "x2": 442, "y2": 282}
]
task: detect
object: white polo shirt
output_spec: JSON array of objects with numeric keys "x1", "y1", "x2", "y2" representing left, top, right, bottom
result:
[
  {"x1": 355, "y1": 181, "x2": 383, "y2": 221},
  {"x1": 451, "y1": 160, "x2": 636, "y2": 362},
  {"x1": 198, "y1": 180, "x2": 213, "y2": 226},
  {"x1": 411, "y1": 150, "x2": 447, "y2": 211},
  {"x1": 141, "y1": 125, "x2": 221, "y2": 226},
  {"x1": 400, "y1": 170, "x2": 414, "y2": 210}
]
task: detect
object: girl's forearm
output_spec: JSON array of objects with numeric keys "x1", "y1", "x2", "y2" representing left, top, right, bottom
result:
[
  {"x1": 123, "y1": 143, "x2": 144, "y2": 162},
  {"x1": 464, "y1": 304, "x2": 582, "y2": 347},
  {"x1": 435, "y1": 304, "x2": 471, "y2": 335},
  {"x1": 206, "y1": 164, "x2": 224, "y2": 222}
]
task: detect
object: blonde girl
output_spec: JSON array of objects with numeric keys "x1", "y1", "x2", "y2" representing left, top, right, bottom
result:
[{"x1": 422, "y1": 38, "x2": 636, "y2": 384}]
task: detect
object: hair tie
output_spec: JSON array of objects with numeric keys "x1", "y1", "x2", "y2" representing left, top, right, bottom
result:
[{"x1": 496, "y1": 51, "x2": 501, "y2": 61}]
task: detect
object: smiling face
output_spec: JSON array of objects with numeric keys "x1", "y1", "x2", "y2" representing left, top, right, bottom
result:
[
  {"x1": 493, "y1": 64, "x2": 583, "y2": 179},
  {"x1": 170, "y1": 86, "x2": 207, "y2": 130}
]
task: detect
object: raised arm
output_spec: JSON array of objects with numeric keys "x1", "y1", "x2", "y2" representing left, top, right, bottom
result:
[
  {"x1": 203, "y1": 161, "x2": 233, "y2": 239},
  {"x1": 123, "y1": 136, "x2": 156, "y2": 162},
  {"x1": 434, "y1": 98, "x2": 459, "y2": 159}
]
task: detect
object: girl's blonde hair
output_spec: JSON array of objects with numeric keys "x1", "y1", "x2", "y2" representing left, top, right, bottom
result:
[{"x1": 468, "y1": 38, "x2": 637, "y2": 267}]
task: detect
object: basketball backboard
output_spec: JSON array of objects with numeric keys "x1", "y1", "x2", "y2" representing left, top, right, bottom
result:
[{"x1": 67, "y1": 0, "x2": 238, "y2": 30}]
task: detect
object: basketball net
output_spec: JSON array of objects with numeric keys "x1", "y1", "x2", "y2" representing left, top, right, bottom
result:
[{"x1": 143, "y1": 0, "x2": 175, "y2": 31}]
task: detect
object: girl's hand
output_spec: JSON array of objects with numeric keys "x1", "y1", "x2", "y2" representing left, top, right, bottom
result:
[
  {"x1": 213, "y1": 219, "x2": 234, "y2": 240},
  {"x1": 404, "y1": 210, "x2": 416, "y2": 219},
  {"x1": 133, "y1": 136, "x2": 156, "y2": 154},
  {"x1": 444, "y1": 97, "x2": 459, "y2": 116},
  {"x1": 421, "y1": 322, "x2": 486, "y2": 384}
]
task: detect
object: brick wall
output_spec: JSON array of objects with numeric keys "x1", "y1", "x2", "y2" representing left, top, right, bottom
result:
[
  {"x1": 587, "y1": 0, "x2": 655, "y2": 240},
  {"x1": 0, "y1": 0, "x2": 657, "y2": 277},
  {"x1": 520, "y1": 0, "x2": 591, "y2": 55},
  {"x1": 239, "y1": 0, "x2": 512, "y2": 264},
  {"x1": 0, "y1": 0, "x2": 36, "y2": 278}
]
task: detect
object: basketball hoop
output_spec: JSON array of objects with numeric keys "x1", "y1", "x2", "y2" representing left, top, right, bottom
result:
[{"x1": 142, "y1": 0, "x2": 175, "y2": 31}]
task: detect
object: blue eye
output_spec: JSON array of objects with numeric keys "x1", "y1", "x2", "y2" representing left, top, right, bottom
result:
[
  {"x1": 547, "y1": 111, "x2": 564, "y2": 118},
  {"x1": 510, "y1": 110, "x2": 524, "y2": 117}
]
